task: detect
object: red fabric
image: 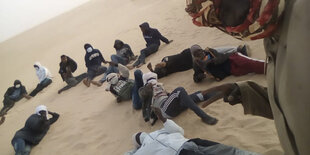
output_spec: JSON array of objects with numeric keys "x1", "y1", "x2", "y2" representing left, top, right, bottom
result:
[
  {"x1": 229, "y1": 53, "x2": 265, "y2": 76},
  {"x1": 257, "y1": 0, "x2": 279, "y2": 25},
  {"x1": 226, "y1": 0, "x2": 262, "y2": 33}
]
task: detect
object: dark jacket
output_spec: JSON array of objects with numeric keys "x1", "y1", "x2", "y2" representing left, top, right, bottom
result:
[
  {"x1": 193, "y1": 48, "x2": 231, "y2": 81},
  {"x1": 155, "y1": 49, "x2": 193, "y2": 79},
  {"x1": 12, "y1": 112, "x2": 59, "y2": 145},
  {"x1": 140, "y1": 22, "x2": 169, "y2": 47},
  {"x1": 113, "y1": 40, "x2": 134, "y2": 59},
  {"x1": 59, "y1": 56, "x2": 77, "y2": 81},
  {"x1": 84, "y1": 44, "x2": 105, "y2": 68},
  {"x1": 4, "y1": 80, "x2": 27, "y2": 102}
]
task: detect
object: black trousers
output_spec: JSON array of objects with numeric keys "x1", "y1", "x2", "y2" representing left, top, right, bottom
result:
[{"x1": 30, "y1": 78, "x2": 52, "y2": 97}]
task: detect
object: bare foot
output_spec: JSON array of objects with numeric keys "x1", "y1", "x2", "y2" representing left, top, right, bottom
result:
[
  {"x1": 83, "y1": 79, "x2": 90, "y2": 87},
  {"x1": 91, "y1": 81, "x2": 103, "y2": 87}
]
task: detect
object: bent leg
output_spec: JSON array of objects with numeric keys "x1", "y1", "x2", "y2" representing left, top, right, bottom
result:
[{"x1": 176, "y1": 87, "x2": 218, "y2": 124}]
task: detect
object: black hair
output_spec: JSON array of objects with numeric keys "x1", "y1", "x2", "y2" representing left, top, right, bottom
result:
[{"x1": 61, "y1": 55, "x2": 67, "y2": 58}]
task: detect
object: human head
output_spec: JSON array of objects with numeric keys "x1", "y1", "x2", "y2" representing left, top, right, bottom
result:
[
  {"x1": 33, "y1": 62, "x2": 41, "y2": 70},
  {"x1": 154, "y1": 62, "x2": 168, "y2": 78},
  {"x1": 132, "y1": 132, "x2": 147, "y2": 148},
  {"x1": 61, "y1": 55, "x2": 68, "y2": 63},
  {"x1": 139, "y1": 22, "x2": 150, "y2": 34},
  {"x1": 142, "y1": 72, "x2": 158, "y2": 85},
  {"x1": 106, "y1": 73, "x2": 119, "y2": 85},
  {"x1": 35, "y1": 105, "x2": 48, "y2": 119},
  {"x1": 190, "y1": 44, "x2": 206, "y2": 61},
  {"x1": 84, "y1": 43, "x2": 93, "y2": 53},
  {"x1": 113, "y1": 40, "x2": 124, "y2": 50},
  {"x1": 14, "y1": 80, "x2": 21, "y2": 89}
]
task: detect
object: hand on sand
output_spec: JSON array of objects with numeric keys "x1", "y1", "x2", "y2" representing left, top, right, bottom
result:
[
  {"x1": 200, "y1": 83, "x2": 241, "y2": 108},
  {"x1": 167, "y1": 40, "x2": 173, "y2": 44}
]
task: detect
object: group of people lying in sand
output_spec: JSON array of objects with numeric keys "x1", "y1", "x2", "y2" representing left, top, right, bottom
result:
[{"x1": 2, "y1": 21, "x2": 266, "y2": 155}]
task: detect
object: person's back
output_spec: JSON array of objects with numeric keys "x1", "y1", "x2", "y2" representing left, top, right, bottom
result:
[{"x1": 163, "y1": 49, "x2": 193, "y2": 74}]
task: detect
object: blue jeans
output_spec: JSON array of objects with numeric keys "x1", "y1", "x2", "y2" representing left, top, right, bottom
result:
[
  {"x1": 133, "y1": 44, "x2": 159, "y2": 66},
  {"x1": 12, "y1": 138, "x2": 31, "y2": 155},
  {"x1": 99, "y1": 65, "x2": 120, "y2": 83},
  {"x1": 132, "y1": 70, "x2": 144, "y2": 109},
  {"x1": 111, "y1": 55, "x2": 127, "y2": 65}
]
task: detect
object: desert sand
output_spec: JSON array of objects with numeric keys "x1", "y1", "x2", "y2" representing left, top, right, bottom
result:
[{"x1": 0, "y1": 0, "x2": 283, "y2": 154}]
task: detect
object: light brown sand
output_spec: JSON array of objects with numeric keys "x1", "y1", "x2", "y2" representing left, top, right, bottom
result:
[{"x1": 0, "y1": 0, "x2": 283, "y2": 154}]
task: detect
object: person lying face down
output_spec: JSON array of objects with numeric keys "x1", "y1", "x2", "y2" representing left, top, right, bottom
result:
[
  {"x1": 104, "y1": 63, "x2": 144, "y2": 110},
  {"x1": 147, "y1": 48, "x2": 193, "y2": 79},
  {"x1": 140, "y1": 72, "x2": 218, "y2": 125},
  {"x1": 11, "y1": 105, "x2": 59, "y2": 155},
  {"x1": 191, "y1": 45, "x2": 265, "y2": 83},
  {"x1": 125, "y1": 108, "x2": 259, "y2": 155},
  {"x1": 148, "y1": 45, "x2": 249, "y2": 79}
]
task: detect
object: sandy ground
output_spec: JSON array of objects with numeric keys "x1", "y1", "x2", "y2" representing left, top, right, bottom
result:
[{"x1": 0, "y1": 0, "x2": 283, "y2": 154}]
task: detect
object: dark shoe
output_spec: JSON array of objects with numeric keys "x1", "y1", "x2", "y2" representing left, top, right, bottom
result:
[{"x1": 202, "y1": 116, "x2": 218, "y2": 125}]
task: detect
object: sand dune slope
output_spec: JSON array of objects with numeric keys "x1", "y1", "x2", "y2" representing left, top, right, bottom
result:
[{"x1": 0, "y1": 0, "x2": 283, "y2": 154}]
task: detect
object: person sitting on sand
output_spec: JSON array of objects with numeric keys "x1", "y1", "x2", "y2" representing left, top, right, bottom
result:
[
  {"x1": 0, "y1": 80, "x2": 31, "y2": 116},
  {"x1": 29, "y1": 62, "x2": 52, "y2": 97},
  {"x1": 128, "y1": 22, "x2": 173, "y2": 69},
  {"x1": 57, "y1": 55, "x2": 87, "y2": 94},
  {"x1": 98, "y1": 40, "x2": 137, "y2": 83},
  {"x1": 125, "y1": 108, "x2": 258, "y2": 155},
  {"x1": 113, "y1": 39, "x2": 137, "y2": 64},
  {"x1": 140, "y1": 72, "x2": 218, "y2": 125},
  {"x1": 58, "y1": 55, "x2": 77, "y2": 81},
  {"x1": 11, "y1": 105, "x2": 59, "y2": 155},
  {"x1": 83, "y1": 43, "x2": 108, "y2": 87},
  {"x1": 104, "y1": 63, "x2": 143, "y2": 110},
  {"x1": 191, "y1": 45, "x2": 264, "y2": 83},
  {"x1": 147, "y1": 45, "x2": 249, "y2": 79}
]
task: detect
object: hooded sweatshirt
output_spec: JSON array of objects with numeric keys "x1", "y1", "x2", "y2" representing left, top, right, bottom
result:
[
  {"x1": 84, "y1": 44, "x2": 105, "y2": 68},
  {"x1": 125, "y1": 119, "x2": 188, "y2": 155},
  {"x1": 139, "y1": 22, "x2": 169, "y2": 47},
  {"x1": 34, "y1": 62, "x2": 52, "y2": 83},
  {"x1": 114, "y1": 40, "x2": 133, "y2": 59},
  {"x1": 11, "y1": 105, "x2": 59, "y2": 145},
  {"x1": 4, "y1": 80, "x2": 27, "y2": 101}
]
